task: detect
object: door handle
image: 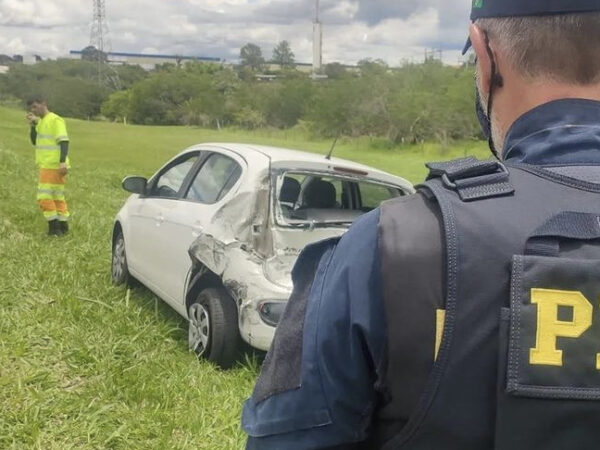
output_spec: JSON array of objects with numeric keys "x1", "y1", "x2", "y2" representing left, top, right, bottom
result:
[{"x1": 155, "y1": 214, "x2": 165, "y2": 226}]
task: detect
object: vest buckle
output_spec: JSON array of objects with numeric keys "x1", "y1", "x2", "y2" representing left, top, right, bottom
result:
[{"x1": 425, "y1": 158, "x2": 515, "y2": 202}]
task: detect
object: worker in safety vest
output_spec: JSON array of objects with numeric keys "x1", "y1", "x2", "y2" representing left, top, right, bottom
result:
[
  {"x1": 26, "y1": 96, "x2": 71, "y2": 236},
  {"x1": 243, "y1": 1, "x2": 600, "y2": 449}
]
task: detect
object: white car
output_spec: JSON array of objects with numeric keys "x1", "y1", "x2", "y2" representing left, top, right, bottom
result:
[{"x1": 112, "y1": 143, "x2": 414, "y2": 368}]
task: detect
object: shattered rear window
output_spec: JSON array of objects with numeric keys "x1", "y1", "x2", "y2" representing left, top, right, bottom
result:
[{"x1": 275, "y1": 172, "x2": 403, "y2": 226}]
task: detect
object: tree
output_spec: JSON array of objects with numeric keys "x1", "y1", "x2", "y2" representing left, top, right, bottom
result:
[
  {"x1": 357, "y1": 58, "x2": 388, "y2": 77},
  {"x1": 240, "y1": 43, "x2": 264, "y2": 70},
  {"x1": 272, "y1": 41, "x2": 295, "y2": 69},
  {"x1": 324, "y1": 62, "x2": 349, "y2": 80},
  {"x1": 81, "y1": 45, "x2": 107, "y2": 63},
  {"x1": 101, "y1": 90, "x2": 131, "y2": 123},
  {"x1": 264, "y1": 79, "x2": 313, "y2": 128}
]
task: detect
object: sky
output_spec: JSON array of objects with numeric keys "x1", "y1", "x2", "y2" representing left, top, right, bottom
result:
[{"x1": 0, "y1": 0, "x2": 472, "y2": 66}]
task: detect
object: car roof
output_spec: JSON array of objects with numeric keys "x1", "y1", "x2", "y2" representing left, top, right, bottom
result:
[{"x1": 184, "y1": 143, "x2": 414, "y2": 191}]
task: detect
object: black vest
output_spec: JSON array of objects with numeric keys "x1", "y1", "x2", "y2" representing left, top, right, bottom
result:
[{"x1": 379, "y1": 159, "x2": 600, "y2": 450}]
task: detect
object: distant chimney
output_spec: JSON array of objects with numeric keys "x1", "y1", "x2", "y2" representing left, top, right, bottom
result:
[{"x1": 313, "y1": 0, "x2": 322, "y2": 73}]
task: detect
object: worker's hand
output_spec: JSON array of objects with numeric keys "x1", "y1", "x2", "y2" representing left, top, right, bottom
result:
[
  {"x1": 58, "y1": 163, "x2": 68, "y2": 177},
  {"x1": 26, "y1": 112, "x2": 39, "y2": 125}
]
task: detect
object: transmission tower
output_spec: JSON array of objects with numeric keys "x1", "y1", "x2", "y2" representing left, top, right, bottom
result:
[
  {"x1": 424, "y1": 49, "x2": 443, "y2": 62},
  {"x1": 90, "y1": 0, "x2": 120, "y2": 89}
]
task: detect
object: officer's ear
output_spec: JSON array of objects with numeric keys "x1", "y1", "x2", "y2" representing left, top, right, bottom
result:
[{"x1": 470, "y1": 23, "x2": 493, "y2": 93}]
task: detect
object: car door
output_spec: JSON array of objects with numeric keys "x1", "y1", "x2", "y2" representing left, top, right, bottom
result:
[
  {"x1": 155, "y1": 151, "x2": 244, "y2": 305},
  {"x1": 126, "y1": 152, "x2": 201, "y2": 296}
]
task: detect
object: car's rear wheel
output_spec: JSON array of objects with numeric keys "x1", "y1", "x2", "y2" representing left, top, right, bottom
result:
[
  {"x1": 112, "y1": 230, "x2": 130, "y2": 286},
  {"x1": 188, "y1": 287, "x2": 240, "y2": 369}
]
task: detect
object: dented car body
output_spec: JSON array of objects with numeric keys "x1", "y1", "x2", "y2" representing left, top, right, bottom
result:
[{"x1": 112, "y1": 143, "x2": 413, "y2": 367}]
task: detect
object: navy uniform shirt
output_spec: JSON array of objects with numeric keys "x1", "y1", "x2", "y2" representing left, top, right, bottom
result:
[{"x1": 242, "y1": 99, "x2": 600, "y2": 449}]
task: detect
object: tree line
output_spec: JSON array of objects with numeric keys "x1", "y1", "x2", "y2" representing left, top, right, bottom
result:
[{"x1": 0, "y1": 47, "x2": 481, "y2": 145}]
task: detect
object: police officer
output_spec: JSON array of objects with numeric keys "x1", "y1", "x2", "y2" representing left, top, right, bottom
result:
[{"x1": 243, "y1": 1, "x2": 600, "y2": 449}]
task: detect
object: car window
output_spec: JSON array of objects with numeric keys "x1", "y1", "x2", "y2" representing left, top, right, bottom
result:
[
  {"x1": 151, "y1": 155, "x2": 198, "y2": 198},
  {"x1": 185, "y1": 153, "x2": 242, "y2": 204},
  {"x1": 359, "y1": 183, "x2": 400, "y2": 211},
  {"x1": 278, "y1": 172, "x2": 402, "y2": 224}
]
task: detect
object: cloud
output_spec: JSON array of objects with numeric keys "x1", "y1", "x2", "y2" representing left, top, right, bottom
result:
[
  {"x1": 0, "y1": 0, "x2": 88, "y2": 27},
  {"x1": 354, "y1": 0, "x2": 423, "y2": 25},
  {"x1": 0, "y1": 0, "x2": 472, "y2": 66}
]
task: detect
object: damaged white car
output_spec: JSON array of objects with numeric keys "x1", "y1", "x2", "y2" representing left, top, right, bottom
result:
[{"x1": 112, "y1": 143, "x2": 414, "y2": 368}]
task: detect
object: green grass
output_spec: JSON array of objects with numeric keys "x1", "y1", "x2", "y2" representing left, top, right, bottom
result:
[{"x1": 0, "y1": 106, "x2": 488, "y2": 449}]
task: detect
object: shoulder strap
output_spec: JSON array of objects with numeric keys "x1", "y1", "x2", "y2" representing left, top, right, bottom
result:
[
  {"x1": 525, "y1": 211, "x2": 600, "y2": 257},
  {"x1": 422, "y1": 157, "x2": 515, "y2": 202}
]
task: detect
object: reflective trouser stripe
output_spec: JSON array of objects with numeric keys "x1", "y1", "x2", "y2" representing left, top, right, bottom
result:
[{"x1": 37, "y1": 169, "x2": 69, "y2": 221}]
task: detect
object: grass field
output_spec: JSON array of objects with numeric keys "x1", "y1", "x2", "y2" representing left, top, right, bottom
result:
[{"x1": 0, "y1": 105, "x2": 488, "y2": 449}]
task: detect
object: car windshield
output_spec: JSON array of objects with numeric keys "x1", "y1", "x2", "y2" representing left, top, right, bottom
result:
[{"x1": 275, "y1": 171, "x2": 404, "y2": 227}]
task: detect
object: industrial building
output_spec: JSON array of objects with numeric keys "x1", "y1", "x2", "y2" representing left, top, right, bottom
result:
[{"x1": 69, "y1": 50, "x2": 222, "y2": 70}]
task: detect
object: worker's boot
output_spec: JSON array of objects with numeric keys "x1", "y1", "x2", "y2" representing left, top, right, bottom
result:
[
  {"x1": 48, "y1": 219, "x2": 60, "y2": 236},
  {"x1": 58, "y1": 221, "x2": 69, "y2": 235}
]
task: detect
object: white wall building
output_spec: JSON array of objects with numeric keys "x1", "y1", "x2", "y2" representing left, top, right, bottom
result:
[{"x1": 69, "y1": 50, "x2": 222, "y2": 70}]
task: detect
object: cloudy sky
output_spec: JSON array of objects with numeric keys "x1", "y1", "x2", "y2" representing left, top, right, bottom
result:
[{"x1": 0, "y1": 0, "x2": 471, "y2": 66}]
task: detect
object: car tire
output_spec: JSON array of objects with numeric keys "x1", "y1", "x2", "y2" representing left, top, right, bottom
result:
[
  {"x1": 112, "y1": 230, "x2": 130, "y2": 286},
  {"x1": 188, "y1": 288, "x2": 240, "y2": 369}
]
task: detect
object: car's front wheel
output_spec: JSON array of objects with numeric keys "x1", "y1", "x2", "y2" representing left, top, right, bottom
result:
[
  {"x1": 188, "y1": 288, "x2": 240, "y2": 369},
  {"x1": 112, "y1": 230, "x2": 130, "y2": 286}
]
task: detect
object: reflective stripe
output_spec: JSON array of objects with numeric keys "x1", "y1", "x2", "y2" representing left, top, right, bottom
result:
[
  {"x1": 38, "y1": 192, "x2": 65, "y2": 199},
  {"x1": 38, "y1": 189, "x2": 65, "y2": 196},
  {"x1": 35, "y1": 112, "x2": 70, "y2": 169},
  {"x1": 38, "y1": 185, "x2": 65, "y2": 191},
  {"x1": 38, "y1": 183, "x2": 66, "y2": 189},
  {"x1": 39, "y1": 193, "x2": 65, "y2": 198}
]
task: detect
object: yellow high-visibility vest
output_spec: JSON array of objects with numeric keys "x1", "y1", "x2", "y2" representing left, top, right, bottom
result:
[{"x1": 35, "y1": 112, "x2": 70, "y2": 169}]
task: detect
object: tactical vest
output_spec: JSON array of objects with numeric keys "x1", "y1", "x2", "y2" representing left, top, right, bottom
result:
[{"x1": 380, "y1": 158, "x2": 600, "y2": 450}]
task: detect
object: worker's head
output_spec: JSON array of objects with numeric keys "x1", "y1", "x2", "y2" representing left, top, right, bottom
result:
[
  {"x1": 464, "y1": 1, "x2": 600, "y2": 155},
  {"x1": 27, "y1": 96, "x2": 49, "y2": 118}
]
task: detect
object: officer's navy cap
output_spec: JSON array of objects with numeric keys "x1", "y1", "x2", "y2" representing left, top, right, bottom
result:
[{"x1": 462, "y1": 0, "x2": 600, "y2": 54}]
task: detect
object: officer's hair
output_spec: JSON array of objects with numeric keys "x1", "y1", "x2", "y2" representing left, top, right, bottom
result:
[
  {"x1": 26, "y1": 96, "x2": 47, "y2": 106},
  {"x1": 477, "y1": 12, "x2": 600, "y2": 85}
]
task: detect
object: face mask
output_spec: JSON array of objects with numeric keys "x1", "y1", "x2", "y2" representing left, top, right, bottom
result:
[{"x1": 475, "y1": 87, "x2": 491, "y2": 141}]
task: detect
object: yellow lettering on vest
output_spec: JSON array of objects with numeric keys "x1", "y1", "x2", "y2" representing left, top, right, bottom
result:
[
  {"x1": 597, "y1": 297, "x2": 600, "y2": 371},
  {"x1": 530, "y1": 289, "x2": 593, "y2": 367},
  {"x1": 434, "y1": 309, "x2": 446, "y2": 361}
]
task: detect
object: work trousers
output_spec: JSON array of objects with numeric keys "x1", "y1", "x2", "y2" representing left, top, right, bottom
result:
[{"x1": 37, "y1": 168, "x2": 69, "y2": 222}]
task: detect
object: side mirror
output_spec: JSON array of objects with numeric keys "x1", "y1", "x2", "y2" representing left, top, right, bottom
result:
[{"x1": 122, "y1": 176, "x2": 147, "y2": 194}]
